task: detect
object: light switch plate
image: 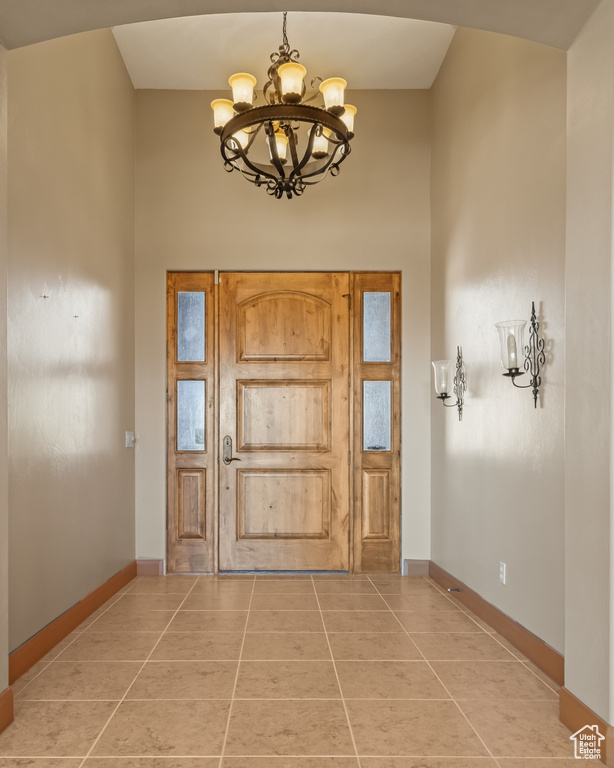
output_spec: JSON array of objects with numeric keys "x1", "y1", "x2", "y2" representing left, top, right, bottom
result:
[{"x1": 125, "y1": 431, "x2": 135, "y2": 448}]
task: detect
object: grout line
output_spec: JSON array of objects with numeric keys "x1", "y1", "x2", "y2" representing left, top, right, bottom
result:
[
  {"x1": 312, "y1": 574, "x2": 363, "y2": 768},
  {"x1": 75, "y1": 575, "x2": 204, "y2": 768},
  {"x1": 366, "y1": 574, "x2": 499, "y2": 764},
  {"x1": 217, "y1": 574, "x2": 256, "y2": 768}
]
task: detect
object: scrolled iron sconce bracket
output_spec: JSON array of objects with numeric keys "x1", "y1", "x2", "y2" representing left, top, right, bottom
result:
[{"x1": 433, "y1": 346, "x2": 467, "y2": 422}]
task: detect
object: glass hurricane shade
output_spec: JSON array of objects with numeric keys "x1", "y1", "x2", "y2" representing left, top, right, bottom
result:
[
  {"x1": 319, "y1": 77, "x2": 347, "y2": 115},
  {"x1": 432, "y1": 360, "x2": 454, "y2": 396},
  {"x1": 278, "y1": 62, "x2": 307, "y2": 103},
  {"x1": 495, "y1": 320, "x2": 527, "y2": 370},
  {"x1": 211, "y1": 99, "x2": 235, "y2": 133},
  {"x1": 228, "y1": 73, "x2": 257, "y2": 111}
]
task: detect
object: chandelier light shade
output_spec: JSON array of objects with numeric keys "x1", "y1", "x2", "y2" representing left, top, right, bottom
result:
[{"x1": 210, "y1": 12, "x2": 355, "y2": 199}]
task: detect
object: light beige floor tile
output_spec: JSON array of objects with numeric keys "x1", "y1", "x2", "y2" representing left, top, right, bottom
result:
[
  {"x1": 370, "y1": 578, "x2": 443, "y2": 595},
  {"x1": 311, "y1": 574, "x2": 370, "y2": 580},
  {"x1": 199, "y1": 574, "x2": 254, "y2": 581},
  {"x1": 126, "y1": 661, "x2": 237, "y2": 699},
  {"x1": 0, "y1": 760, "x2": 83, "y2": 766},
  {"x1": 346, "y1": 699, "x2": 488, "y2": 757},
  {"x1": 431, "y1": 660, "x2": 558, "y2": 700},
  {"x1": 246, "y1": 610, "x2": 324, "y2": 632},
  {"x1": 107, "y1": 594, "x2": 187, "y2": 612},
  {"x1": 253, "y1": 580, "x2": 316, "y2": 594},
  {"x1": 410, "y1": 633, "x2": 518, "y2": 661},
  {"x1": 382, "y1": 595, "x2": 461, "y2": 612},
  {"x1": 395, "y1": 611, "x2": 485, "y2": 633},
  {"x1": 168, "y1": 611, "x2": 247, "y2": 632},
  {"x1": 235, "y1": 660, "x2": 341, "y2": 698},
  {"x1": 125, "y1": 576, "x2": 198, "y2": 594},
  {"x1": 10, "y1": 662, "x2": 50, "y2": 695},
  {"x1": 314, "y1": 580, "x2": 378, "y2": 594},
  {"x1": 0, "y1": 701, "x2": 117, "y2": 756},
  {"x1": 322, "y1": 611, "x2": 403, "y2": 633},
  {"x1": 241, "y1": 632, "x2": 331, "y2": 660},
  {"x1": 149, "y1": 631, "x2": 244, "y2": 660},
  {"x1": 223, "y1": 759, "x2": 359, "y2": 767},
  {"x1": 190, "y1": 580, "x2": 255, "y2": 594},
  {"x1": 336, "y1": 660, "x2": 449, "y2": 699},
  {"x1": 328, "y1": 632, "x2": 422, "y2": 660},
  {"x1": 16, "y1": 661, "x2": 142, "y2": 700},
  {"x1": 85, "y1": 760, "x2": 220, "y2": 767},
  {"x1": 85, "y1": 610, "x2": 175, "y2": 632},
  {"x1": 319, "y1": 594, "x2": 390, "y2": 611},
  {"x1": 92, "y1": 700, "x2": 230, "y2": 756},
  {"x1": 250, "y1": 593, "x2": 319, "y2": 611},
  {"x1": 359, "y1": 760, "x2": 497, "y2": 767},
  {"x1": 458, "y1": 700, "x2": 575, "y2": 757},
  {"x1": 224, "y1": 699, "x2": 354, "y2": 755},
  {"x1": 255, "y1": 575, "x2": 312, "y2": 581},
  {"x1": 180, "y1": 593, "x2": 252, "y2": 611},
  {"x1": 56, "y1": 631, "x2": 162, "y2": 661}
]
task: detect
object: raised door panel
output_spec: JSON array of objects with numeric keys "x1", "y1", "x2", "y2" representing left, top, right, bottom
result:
[
  {"x1": 238, "y1": 380, "x2": 330, "y2": 451},
  {"x1": 238, "y1": 291, "x2": 331, "y2": 362},
  {"x1": 237, "y1": 469, "x2": 331, "y2": 539}
]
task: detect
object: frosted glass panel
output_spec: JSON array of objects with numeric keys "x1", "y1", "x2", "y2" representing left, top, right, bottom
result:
[
  {"x1": 363, "y1": 381, "x2": 391, "y2": 451},
  {"x1": 177, "y1": 292, "x2": 205, "y2": 362},
  {"x1": 177, "y1": 380, "x2": 206, "y2": 451},
  {"x1": 363, "y1": 292, "x2": 391, "y2": 362}
]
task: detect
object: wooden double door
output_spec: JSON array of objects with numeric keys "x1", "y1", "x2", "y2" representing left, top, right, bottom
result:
[{"x1": 167, "y1": 271, "x2": 400, "y2": 573}]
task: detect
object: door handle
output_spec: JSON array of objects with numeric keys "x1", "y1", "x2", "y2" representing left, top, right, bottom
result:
[{"x1": 223, "y1": 435, "x2": 241, "y2": 465}]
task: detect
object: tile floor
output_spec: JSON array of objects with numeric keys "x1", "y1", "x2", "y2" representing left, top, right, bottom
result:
[{"x1": 0, "y1": 573, "x2": 579, "y2": 767}]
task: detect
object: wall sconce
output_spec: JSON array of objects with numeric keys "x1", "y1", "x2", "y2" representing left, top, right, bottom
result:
[
  {"x1": 432, "y1": 346, "x2": 466, "y2": 421},
  {"x1": 495, "y1": 301, "x2": 545, "y2": 408}
]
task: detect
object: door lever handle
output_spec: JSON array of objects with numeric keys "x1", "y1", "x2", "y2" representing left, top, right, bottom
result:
[{"x1": 222, "y1": 435, "x2": 241, "y2": 465}]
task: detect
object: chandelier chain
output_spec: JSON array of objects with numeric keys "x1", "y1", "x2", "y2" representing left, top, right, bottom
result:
[{"x1": 282, "y1": 11, "x2": 288, "y2": 49}]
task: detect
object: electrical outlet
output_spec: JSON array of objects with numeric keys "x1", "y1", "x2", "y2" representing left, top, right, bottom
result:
[{"x1": 499, "y1": 561, "x2": 507, "y2": 585}]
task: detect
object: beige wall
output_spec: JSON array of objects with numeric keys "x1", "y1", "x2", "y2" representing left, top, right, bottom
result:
[
  {"x1": 0, "y1": 42, "x2": 8, "y2": 693},
  {"x1": 134, "y1": 89, "x2": 432, "y2": 566},
  {"x1": 430, "y1": 29, "x2": 567, "y2": 651},
  {"x1": 7, "y1": 30, "x2": 136, "y2": 650},
  {"x1": 565, "y1": 0, "x2": 614, "y2": 723}
]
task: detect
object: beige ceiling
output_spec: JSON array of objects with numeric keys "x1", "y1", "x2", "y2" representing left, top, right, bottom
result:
[
  {"x1": 111, "y1": 13, "x2": 456, "y2": 91},
  {"x1": 0, "y1": 0, "x2": 600, "y2": 51}
]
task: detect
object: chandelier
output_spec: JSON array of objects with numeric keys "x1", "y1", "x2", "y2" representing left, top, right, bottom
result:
[{"x1": 210, "y1": 13, "x2": 356, "y2": 199}]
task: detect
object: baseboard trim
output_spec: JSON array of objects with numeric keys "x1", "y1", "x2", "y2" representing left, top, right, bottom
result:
[
  {"x1": 429, "y1": 561, "x2": 564, "y2": 686},
  {"x1": 136, "y1": 558, "x2": 165, "y2": 576},
  {"x1": 560, "y1": 687, "x2": 613, "y2": 766},
  {"x1": 402, "y1": 558, "x2": 430, "y2": 576},
  {"x1": 8, "y1": 560, "x2": 137, "y2": 685},
  {"x1": 0, "y1": 686, "x2": 13, "y2": 734}
]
